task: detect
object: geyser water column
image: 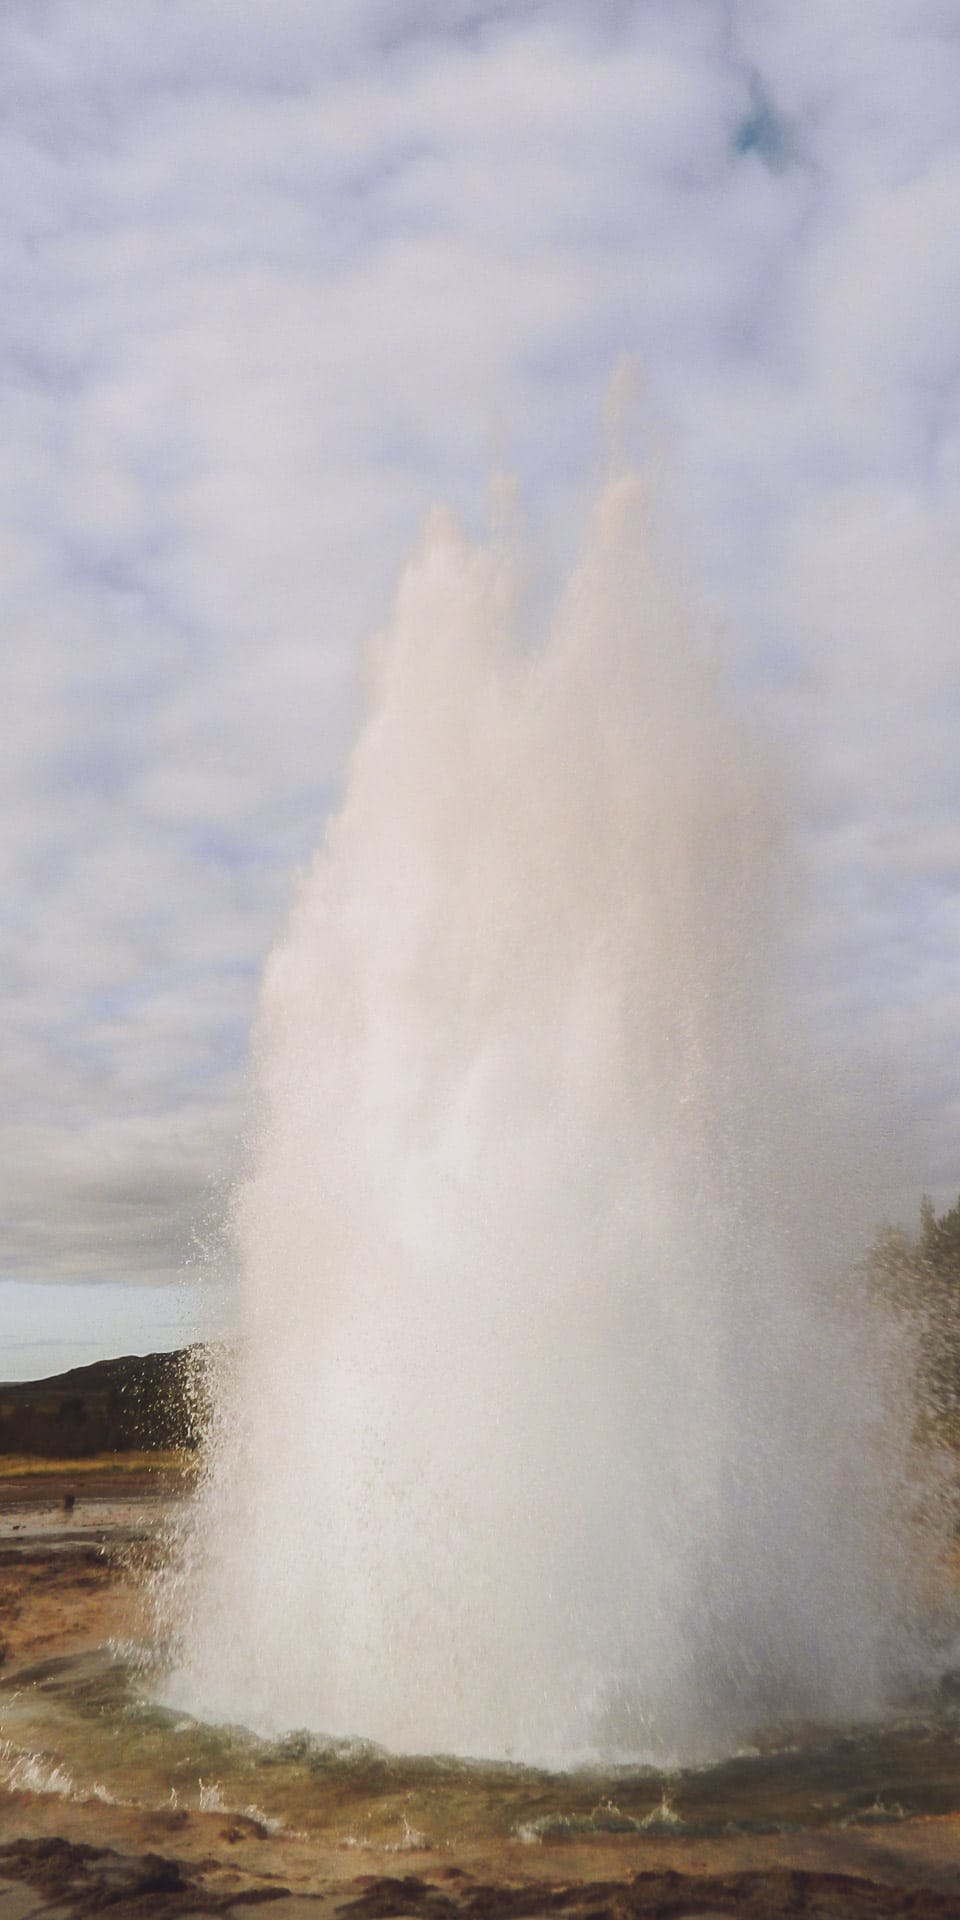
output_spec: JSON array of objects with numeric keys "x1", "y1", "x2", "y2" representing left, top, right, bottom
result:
[{"x1": 167, "y1": 471, "x2": 921, "y2": 1767}]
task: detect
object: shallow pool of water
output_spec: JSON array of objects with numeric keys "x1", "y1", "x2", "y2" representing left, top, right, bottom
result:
[{"x1": 4, "y1": 1638, "x2": 960, "y2": 1854}]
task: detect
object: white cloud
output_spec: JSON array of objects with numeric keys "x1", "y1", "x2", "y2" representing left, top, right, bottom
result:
[{"x1": 0, "y1": 0, "x2": 959, "y2": 1343}]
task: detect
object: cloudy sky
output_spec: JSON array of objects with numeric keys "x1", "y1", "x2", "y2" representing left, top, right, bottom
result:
[{"x1": 3, "y1": 0, "x2": 959, "y2": 1375}]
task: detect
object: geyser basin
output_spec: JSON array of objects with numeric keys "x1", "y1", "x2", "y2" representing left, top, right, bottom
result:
[{"x1": 164, "y1": 472, "x2": 936, "y2": 1769}]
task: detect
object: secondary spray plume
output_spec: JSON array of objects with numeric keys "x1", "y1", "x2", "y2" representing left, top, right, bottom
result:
[{"x1": 165, "y1": 470, "x2": 933, "y2": 1767}]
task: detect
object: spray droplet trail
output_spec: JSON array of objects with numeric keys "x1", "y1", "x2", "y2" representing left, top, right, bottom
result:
[{"x1": 162, "y1": 471, "x2": 943, "y2": 1769}]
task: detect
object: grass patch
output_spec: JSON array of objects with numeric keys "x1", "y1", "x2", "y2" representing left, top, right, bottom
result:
[{"x1": 0, "y1": 1450, "x2": 198, "y2": 1478}]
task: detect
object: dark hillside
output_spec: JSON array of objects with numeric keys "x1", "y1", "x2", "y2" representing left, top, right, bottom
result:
[{"x1": 0, "y1": 1347, "x2": 208, "y2": 1455}]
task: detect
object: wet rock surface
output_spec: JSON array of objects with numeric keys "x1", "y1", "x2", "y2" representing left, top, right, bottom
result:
[{"x1": 1, "y1": 1844, "x2": 960, "y2": 1919}]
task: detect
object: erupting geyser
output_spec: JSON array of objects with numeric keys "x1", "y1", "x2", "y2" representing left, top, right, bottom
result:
[{"x1": 167, "y1": 471, "x2": 928, "y2": 1768}]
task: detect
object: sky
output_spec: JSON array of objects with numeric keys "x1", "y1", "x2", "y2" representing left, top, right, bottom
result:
[{"x1": 2, "y1": 0, "x2": 960, "y2": 1378}]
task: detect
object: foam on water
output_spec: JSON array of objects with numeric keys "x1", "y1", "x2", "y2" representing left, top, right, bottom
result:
[{"x1": 164, "y1": 471, "x2": 939, "y2": 1768}]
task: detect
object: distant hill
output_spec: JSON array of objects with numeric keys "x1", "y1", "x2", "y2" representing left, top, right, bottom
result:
[{"x1": 0, "y1": 1347, "x2": 209, "y2": 1456}]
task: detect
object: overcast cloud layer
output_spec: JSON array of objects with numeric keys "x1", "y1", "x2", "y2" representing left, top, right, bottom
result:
[{"x1": 2, "y1": 1, "x2": 959, "y2": 1345}]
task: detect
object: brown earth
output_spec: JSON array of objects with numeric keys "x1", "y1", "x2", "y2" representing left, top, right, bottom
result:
[{"x1": 1, "y1": 1464, "x2": 959, "y2": 1918}]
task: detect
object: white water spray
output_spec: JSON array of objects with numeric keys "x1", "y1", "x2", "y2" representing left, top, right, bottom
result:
[{"x1": 168, "y1": 471, "x2": 927, "y2": 1767}]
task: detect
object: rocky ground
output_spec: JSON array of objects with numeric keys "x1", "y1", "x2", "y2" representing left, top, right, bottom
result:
[{"x1": 1, "y1": 1465, "x2": 959, "y2": 1918}]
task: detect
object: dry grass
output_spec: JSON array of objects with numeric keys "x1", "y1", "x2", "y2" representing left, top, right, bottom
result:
[{"x1": 0, "y1": 1449, "x2": 198, "y2": 1478}]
